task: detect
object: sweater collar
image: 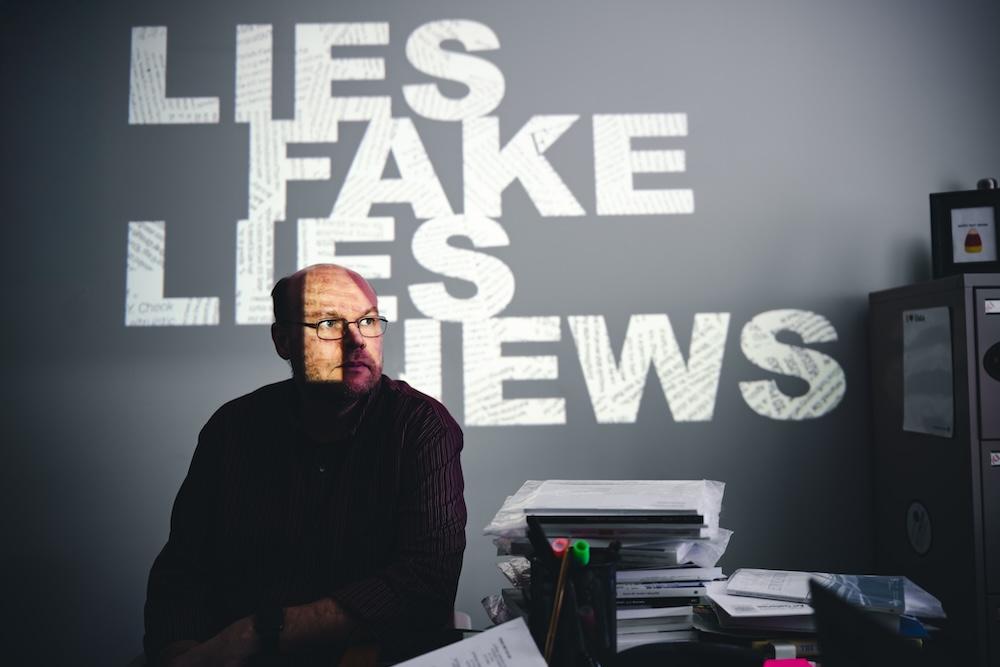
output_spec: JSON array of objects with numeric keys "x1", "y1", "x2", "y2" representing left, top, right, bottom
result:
[{"x1": 285, "y1": 375, "x2": 384, "y2": 444}]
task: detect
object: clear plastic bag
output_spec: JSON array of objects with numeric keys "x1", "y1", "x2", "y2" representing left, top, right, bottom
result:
[
  {"x1": 497, "y1": 556, "x2": 532, "y2": 587},
  {"x1": 481, "y1": 594, "x2": 519, "y2": 625}
]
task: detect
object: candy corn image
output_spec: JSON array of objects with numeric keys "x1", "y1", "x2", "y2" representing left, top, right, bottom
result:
[{"x1": 965, "y1": 227, "x2": 983, "y2": 253}]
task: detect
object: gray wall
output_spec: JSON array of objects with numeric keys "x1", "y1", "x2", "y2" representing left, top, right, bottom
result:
[{"x1": 3, "y1": 0, "x2": 999, "y2": 664}]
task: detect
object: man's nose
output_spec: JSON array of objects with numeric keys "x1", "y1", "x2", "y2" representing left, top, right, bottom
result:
[{"x1": 341, "y1": 322, "x2": 367, "y2": 348}]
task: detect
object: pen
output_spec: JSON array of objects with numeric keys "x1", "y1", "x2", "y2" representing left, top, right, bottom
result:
[{"x1": 544, "y1": 539, "x2": 589, "y2": 662}]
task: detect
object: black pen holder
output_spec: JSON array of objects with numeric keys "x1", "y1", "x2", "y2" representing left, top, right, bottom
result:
[{"x1": 528, "y1": 548, "x2": 617, "y2": 667}]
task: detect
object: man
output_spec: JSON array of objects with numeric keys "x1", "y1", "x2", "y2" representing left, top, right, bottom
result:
[{"x1": 144, "y1": 264, "x2": 467, "y2": 666}]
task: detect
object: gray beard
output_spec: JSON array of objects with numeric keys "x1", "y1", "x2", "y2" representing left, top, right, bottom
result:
[{"x1": 293, "y1": 370, "x2": 378, "y2": 402}]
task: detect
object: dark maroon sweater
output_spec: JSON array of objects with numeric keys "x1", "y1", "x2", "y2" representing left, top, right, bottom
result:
[{"x1": 143, "y1": 376, "x2": 467, "y2": 659}]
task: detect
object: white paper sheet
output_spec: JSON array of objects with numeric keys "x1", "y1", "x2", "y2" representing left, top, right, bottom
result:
[
  {"x1": 902, "y1": 307, "x2": 954, "y2": 437},
  {"x1": 705, "y1": 581, "x2": 813, "y2": 618},
  {"x1": 394, "y1": 618, "x2": 547, "y2": 667},
  {"x1": 726, "y1": 568, "x2": 814, "y2": 602}
]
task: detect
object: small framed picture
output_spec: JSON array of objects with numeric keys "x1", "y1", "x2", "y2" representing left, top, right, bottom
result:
[{"x1": 930, "y1": 189, "x2": 1000, "y2": 278}]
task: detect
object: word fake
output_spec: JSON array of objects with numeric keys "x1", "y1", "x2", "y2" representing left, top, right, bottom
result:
[{"x1": 123, "y1": 20, "x2": 845, "y2": 424}]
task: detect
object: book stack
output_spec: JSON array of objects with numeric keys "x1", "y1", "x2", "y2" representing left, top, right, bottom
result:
[
  {"x1": 615, "y1": 565, "x2": 726, "y2": 650},
  {"x1": 699, "y1": 569, "x2": 947, "y2": 660},
  {"x1": 483, "y1": 480, "x2": 733, "y2": 652}
]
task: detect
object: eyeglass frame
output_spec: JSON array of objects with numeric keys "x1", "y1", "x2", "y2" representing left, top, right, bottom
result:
[{"x1": 281, "y1": 315, "x2": 389, "y2": 341}]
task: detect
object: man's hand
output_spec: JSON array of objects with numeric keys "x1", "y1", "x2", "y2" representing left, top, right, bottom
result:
[
  {"x1": 158, "y1": 597, "x2": 355, "y2": 666},
  {"x1": 163, "y1": 617, "x2": 258, "y2": 667}
]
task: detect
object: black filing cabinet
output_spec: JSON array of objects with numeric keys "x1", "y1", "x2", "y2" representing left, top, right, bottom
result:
[{"x1": 869, "y1": 274, "x2": 1000, "y2": 667}]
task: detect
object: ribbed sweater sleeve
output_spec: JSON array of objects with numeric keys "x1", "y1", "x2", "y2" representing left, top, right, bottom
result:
[
  {"x1": 143, "y1": 414, "x2": 224, "y2": 657},
  {"x1": 331, "y1": 405, "x2": 466, "y2": 637}
]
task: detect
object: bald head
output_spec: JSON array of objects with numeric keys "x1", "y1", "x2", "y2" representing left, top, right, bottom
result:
[
  {"x1": 271, "y1": 264, "x2": 377, "y2": 323},
  {"x1": 270, "y1": 264, "x2": 384, "y2": 396}
]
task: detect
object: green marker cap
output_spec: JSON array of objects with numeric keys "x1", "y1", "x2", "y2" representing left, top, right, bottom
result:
[{"x1": 571, "y1": 539, "x2": 590, "y2": 566}]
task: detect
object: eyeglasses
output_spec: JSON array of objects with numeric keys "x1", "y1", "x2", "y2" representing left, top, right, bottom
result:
[{"x1": 287, "y1": 316, "x2": 389, "y2": 341}]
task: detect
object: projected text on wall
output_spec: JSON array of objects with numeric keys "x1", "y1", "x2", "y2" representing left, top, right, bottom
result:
[{"x1": 124, "y1": 20, "x2": 845, "y2": 424}]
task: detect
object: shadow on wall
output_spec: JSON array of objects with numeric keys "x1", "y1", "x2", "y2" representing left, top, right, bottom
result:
[{"x1": 905, "y1": 237, "x2": 932, "y2": 285}]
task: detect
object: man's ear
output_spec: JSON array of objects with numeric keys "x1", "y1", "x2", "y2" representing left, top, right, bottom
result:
[{"x1": 271, "y1": 322, "x2": 291, "y2": 360}]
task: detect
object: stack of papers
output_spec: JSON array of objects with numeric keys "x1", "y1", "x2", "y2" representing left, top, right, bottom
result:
[
  {"x1": 616, "y1": 605, "x2": 699, "y2": 651},
  {"x1": 704, "y1": 580, "x2": 816, "y2": 634},
  {"x1": 484, "y1": 480, "x2": 734, "y2": 652},
  {"x1": 486, "y1": 480, "x2": 731, "y2": 567},
  {"x1": 702, "y1": 569, "x2": 947, "y2": 638},
  {"x1": 726, "y1": 569, "x2": 905, "y2": 614}
]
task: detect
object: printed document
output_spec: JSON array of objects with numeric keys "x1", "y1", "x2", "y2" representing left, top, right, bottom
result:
[{"x1": 395, "y1": 618, "x2": 546, "y2": 667}]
